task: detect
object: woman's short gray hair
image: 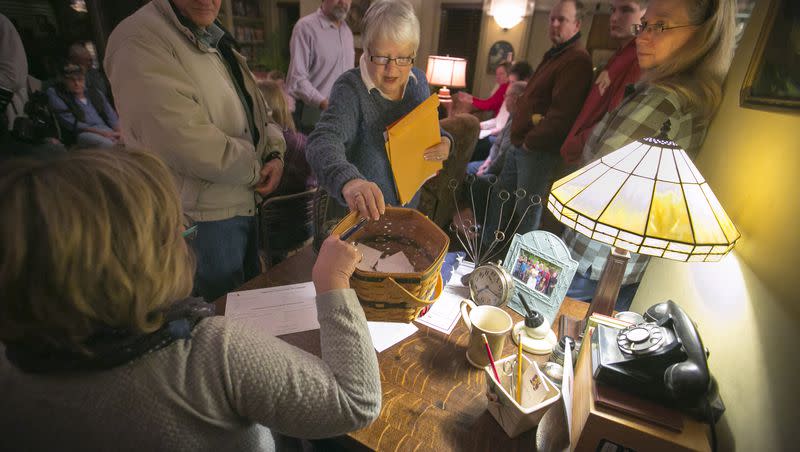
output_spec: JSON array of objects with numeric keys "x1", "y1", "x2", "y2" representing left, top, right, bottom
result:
[{"x1": 362, "y1": 0, "x2": 420, "y2": 54}]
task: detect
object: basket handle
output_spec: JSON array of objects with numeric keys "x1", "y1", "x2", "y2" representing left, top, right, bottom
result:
[{"x1": 382, "y1": 272, "x2": 444, "y2": 306}]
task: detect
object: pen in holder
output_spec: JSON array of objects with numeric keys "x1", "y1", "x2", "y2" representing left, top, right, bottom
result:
[{"x1": 485, "y1": 354, "x2": 561, "y2": 438}]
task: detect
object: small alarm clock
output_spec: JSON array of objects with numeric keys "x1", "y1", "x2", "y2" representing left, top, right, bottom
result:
[{"x1": 468, "y1": 261, "x2": 514, "y2": 307}]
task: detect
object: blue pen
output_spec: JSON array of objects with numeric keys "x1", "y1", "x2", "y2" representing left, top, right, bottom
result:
[{"x1": 340, "y1": 218, "x2": 368, "y2": 241}]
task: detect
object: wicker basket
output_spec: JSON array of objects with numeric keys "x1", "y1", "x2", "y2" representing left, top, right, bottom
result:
[{"x1": 331, "y1": 207, "x2": 449, "y2": 322}]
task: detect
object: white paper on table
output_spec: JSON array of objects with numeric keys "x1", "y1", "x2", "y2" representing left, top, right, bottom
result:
[
  {"x1": 225, "y1": 282, "x2": 319, "y2": 336},
  {"x1": 367, "y1": 321, "x2": 418, "y2": 352},
  {"x1": 414, "y1": 261, "x2": 474, "y2": 334},
  {"x1": 374, "y1": 251, "x2": 415, "y2": 273}
]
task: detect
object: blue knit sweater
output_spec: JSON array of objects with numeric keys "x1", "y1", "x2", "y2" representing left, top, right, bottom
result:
[{"x1": 306, "y1": 67, "x2": 445, "y2": 206}]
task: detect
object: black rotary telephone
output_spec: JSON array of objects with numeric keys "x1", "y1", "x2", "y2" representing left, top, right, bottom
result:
[{"x1": 591, "y1": 300, "x2": 713, "y2": 410}]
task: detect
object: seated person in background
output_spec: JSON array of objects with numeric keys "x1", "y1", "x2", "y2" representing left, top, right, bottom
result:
[
  {"x1": 456, "y1": 61, "x2": 511, "y2": 118},
  {"x1": 466, "y1": 80, "x2": 527, "y2": 176},
  {"x1": 564, "y1": 0, "x2": 735, "y2": 311},
  {"x1": 258, "y1": 80, "x2": 316, "y2": 195},
  {"x1": 469, "y1": 61, "x2": 534, "y2": 162},
  {"x1": 307, "y1": 0, "x2": 453, "y2": 221},
  {"x1": 0, "y1": 148, "x2": 381, "y2": 450},
  {"x1": 47, "y1": 64, "x2": 121, "y2": 148},
  {"x1": 67, "y1": 42, "x2": 114, "y2": 108},
  {"x1": 266, "y1": 69, "x2": 296, "y2": 114},
  {"x1": 559, "y1": 0, "x2": 646, "y2": 171}
]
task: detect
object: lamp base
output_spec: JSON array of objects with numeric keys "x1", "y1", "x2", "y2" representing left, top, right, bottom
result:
[{"x1": 437, "y1": 86, "x2": 452, "y2": 101}]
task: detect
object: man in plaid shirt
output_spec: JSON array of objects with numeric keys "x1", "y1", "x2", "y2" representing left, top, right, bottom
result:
[{"x1": 563, "y1": 82, "x2": 708, "y2": 311}]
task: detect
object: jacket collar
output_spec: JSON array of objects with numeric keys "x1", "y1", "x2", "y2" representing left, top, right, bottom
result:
[
  {"x1": 155, "y1": 0, "x2": 224, "y2": 51},
  {"x1": 544, "y1": 31, "x2": 582, "y2": 60}
]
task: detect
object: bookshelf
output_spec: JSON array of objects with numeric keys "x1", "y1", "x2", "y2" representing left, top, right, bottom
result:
[{"x1": 217, "y1": 0, "x2": 297, "y2": 73}]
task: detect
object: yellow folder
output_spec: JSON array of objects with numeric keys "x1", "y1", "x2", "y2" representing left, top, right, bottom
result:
[{"x1": 385, "y1": 95, "x2": 442, "y2": 205}]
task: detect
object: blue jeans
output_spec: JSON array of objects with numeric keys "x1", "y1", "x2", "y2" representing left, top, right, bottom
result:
[
  {"x1": 483, "y1": 145, "x2": 559, "y2": 240},
  {"x1": 191, "y1": 215, "x2": 259, "y2": 302},
  {"x1": 566, "y1": 267, "x2": 640, "y2": 312}
]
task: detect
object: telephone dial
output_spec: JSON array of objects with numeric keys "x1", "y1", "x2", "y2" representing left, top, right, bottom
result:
[{"x1": 591, "y1": 300, "x2": 713, "y2": 410}]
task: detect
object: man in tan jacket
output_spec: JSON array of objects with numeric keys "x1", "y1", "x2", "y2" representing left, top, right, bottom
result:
[{"x1": 105, "y1": 0, "x2": 285, "y2": 301}]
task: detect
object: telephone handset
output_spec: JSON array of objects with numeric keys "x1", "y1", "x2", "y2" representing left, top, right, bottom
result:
[{"x1": 591, "y1": 300, "x2": 711, "y2": 408}]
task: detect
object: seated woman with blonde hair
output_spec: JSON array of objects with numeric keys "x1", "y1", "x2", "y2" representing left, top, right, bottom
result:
[
  {"x1": 259, "y1": 79, "x2": 316, "y2": 195},
  {"x1": 0, "y1": 148, "x2": 380, "y2": 450}
]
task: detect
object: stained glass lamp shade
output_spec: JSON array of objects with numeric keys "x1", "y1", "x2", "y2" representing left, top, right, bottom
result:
[{"x1": 548, "y1": 125, "x2": 740, "y2": 263}]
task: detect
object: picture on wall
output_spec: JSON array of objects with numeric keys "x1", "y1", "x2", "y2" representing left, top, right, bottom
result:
[
  {"x1": 740, "y1": 0, "x2": 800, "y2": 110},
  {"x1": 487, "y1": 40, "x2": 514, "y2": 74}
]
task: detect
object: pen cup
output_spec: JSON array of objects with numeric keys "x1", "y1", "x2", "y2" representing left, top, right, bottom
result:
[
  {"x1": 485, "y1": 354, "x2": 561, "y2": 438},
  {"x1": 460, "y1": 299, "x2": 512, "y2": 368}
]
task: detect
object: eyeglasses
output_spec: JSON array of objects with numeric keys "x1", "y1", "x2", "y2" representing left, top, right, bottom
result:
[
  {"x1": 182, "y1": 214, "x2": 198, "y2": 241},
  {"x1": 632, "y1": 21, "x2": 695, "y2": 36},
  {"x1": 368, "y1": 54, "x2": 415, "y2": 66}
]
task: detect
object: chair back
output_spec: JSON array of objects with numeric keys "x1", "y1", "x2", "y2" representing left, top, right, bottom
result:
[{"x1": 259, "y1": 188, "x2": 317, "y2": 268}]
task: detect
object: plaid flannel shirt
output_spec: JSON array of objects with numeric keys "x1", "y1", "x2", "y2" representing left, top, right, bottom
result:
[{"x1": 564, "y1": 84, "x2": 708, "y2": 285}]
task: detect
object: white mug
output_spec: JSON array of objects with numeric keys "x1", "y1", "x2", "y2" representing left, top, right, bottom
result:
[{"x1": 460, "y1": 299, "x2": 513, "y2": 368}]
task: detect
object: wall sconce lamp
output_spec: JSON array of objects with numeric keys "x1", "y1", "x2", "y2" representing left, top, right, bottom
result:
[
  {"x1": 485, "y1": 0, "x2": 535, "y2": 30},
  {"x1": 547, "y1": 121, "x2": 741, "y2": 339}
]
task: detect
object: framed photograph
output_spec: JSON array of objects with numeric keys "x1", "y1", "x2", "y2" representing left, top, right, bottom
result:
[
  {"x1": 503, "y1": 230, "x2": 578, "y2": 325},
  {"x1": 739, "y1": 0, "x2": 800, "y2": 111},
  {"x1": 487, "y1": 40, "x2": 514, "y2": 74}
]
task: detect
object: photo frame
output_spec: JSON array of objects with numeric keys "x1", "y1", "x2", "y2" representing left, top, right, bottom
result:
[
  {"x1": 739, "y1": 0, "x2": 800, "y2": 111},
  {"x1": 503, "y1": 230, "x2": 578, "y2": 325},
  {"x1": 487, "y1": 41, "x2": 514, "y2": 74}
]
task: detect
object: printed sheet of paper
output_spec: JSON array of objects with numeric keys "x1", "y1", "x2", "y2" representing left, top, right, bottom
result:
[
  {"x1": 415, "y1": 261, "x2": 475, "y2": 334},
  {"x1": 367, "y1": 321, "x2": 419, "y2": 353},
  {"x1": 225, "y1": 282, "x2": 319, "y2": 336}
]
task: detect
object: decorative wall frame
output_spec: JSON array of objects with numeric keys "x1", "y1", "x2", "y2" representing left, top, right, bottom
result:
[
  {"x1": 503, "y1": 230, "x2": 578, "y2": 325},
  {"x1": 740, "y1": 0, "x2": 800, "y2": 111},
  {"x1": 487, "y1": 40, "x2": 514, "y2": 74}
]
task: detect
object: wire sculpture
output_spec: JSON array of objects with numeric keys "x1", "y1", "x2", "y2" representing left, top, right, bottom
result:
[{"x1": 448, "y1": 174, "x2": 542, "y2": 270}]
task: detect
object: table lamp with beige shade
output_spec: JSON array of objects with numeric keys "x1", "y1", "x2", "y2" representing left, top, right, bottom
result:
[
  {"x1": 425, "y1": 55, "x2": 467, "y2": 116},
  {"x1": 547, "y1": 121, "x2": 741, "y2": 340}
]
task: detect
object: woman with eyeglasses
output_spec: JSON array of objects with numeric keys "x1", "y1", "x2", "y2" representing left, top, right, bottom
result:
[
  {"x1": 0, "y1": 149, "x2": 381, "y2": 450},
  {"x1": 306, "y1": 0, "x2": 454, "y2": 222},
  {"x1": 564, "y1": 0, "x2": 736, "y2": 311}
]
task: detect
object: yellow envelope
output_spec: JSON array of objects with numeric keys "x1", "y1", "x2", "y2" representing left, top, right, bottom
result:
[{"x1": 384, "y1": 95, "x2": 442, "y2": 205}]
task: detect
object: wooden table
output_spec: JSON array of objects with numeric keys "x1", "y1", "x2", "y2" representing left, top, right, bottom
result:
[{"x1": 217, "y1": 246, "x2": 589, "y2": 451}]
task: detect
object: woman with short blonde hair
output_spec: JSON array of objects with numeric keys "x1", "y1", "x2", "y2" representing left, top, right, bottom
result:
[{"x1": 0, "y1": 149, "x2": 380, "y2": 450}]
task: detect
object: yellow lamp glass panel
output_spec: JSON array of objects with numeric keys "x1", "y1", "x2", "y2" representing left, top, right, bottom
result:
[
  {"x1": 701, "y1": 183, "x2": 741, "y2": 243},
  {"x1": 596, "y1": 223, "x2": 619, "y2": 237},
  {"x1": 551, "y1": 159, "x2": 600, "y2": 191},
  {"x1": 567, "y1": 169, "x2": 628, "y2": 219},
  {"x1": 633, "y1": 146, "x2": 662, "y2": 179},
  {"x1": 614, "y1": 143, "x2": 650, "y2": 174},
  {"x1": 674, "y1": 150, "x2": 699, "y2": 184},
  {"x1": 551, "y1": 163, "x2": 607, "y2": 203},
  {"x1": 601, "y1": 141, "x2": 642, "y2": 167},
  {"x1": 597, "y1": 175, "x2": 654, "y2": 236},
  {"x1": 656, "y1": 149, "x2": 681, "y2": 183},
  {"x1": 683, "y1": 184, "x2": 728, "y2": 244},
  {"x1": 618, "y1": 231, "x2": 643, "y2": 245},
  {"x1": 646, "y1": 181, "x2": 693, "y2": 242},
  {"x1": 616, "y1": 240, "x2": 639, "y2": 253}
]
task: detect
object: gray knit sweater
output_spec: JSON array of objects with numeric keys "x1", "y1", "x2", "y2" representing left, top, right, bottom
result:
[
  {"x1": 306, "y1": 67, "x2": 443, "y2": 206},
  {"x1": 0, "y1": 289, "x2": 381, "y2": 451}
]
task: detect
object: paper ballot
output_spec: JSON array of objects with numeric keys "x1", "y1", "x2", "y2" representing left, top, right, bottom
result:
[{"x1": 384, "y1": 95, "x2": 442, "y2": 205}]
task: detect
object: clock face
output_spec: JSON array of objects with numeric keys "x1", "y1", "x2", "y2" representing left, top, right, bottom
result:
[{"x1": 469, "y1": 264, "x2": 511, "y2": 306}]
